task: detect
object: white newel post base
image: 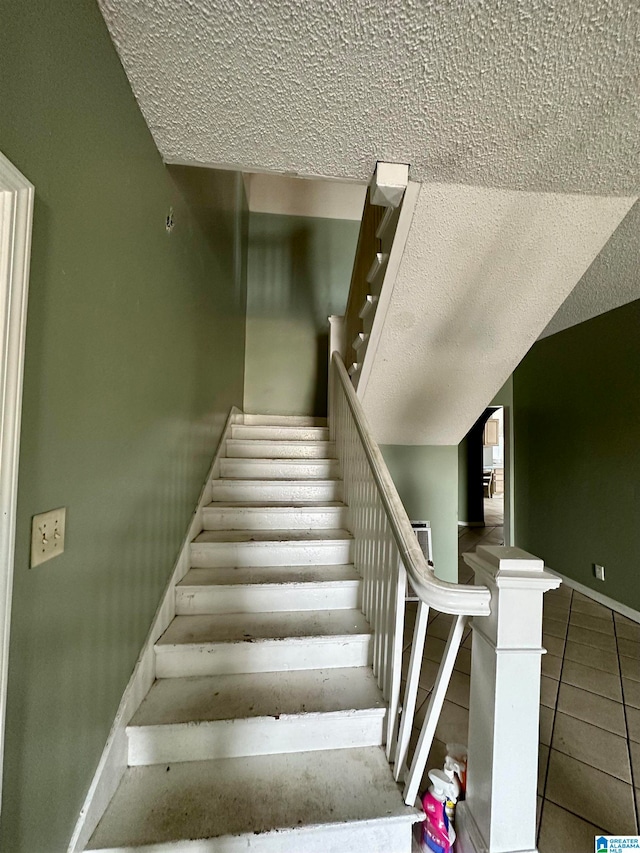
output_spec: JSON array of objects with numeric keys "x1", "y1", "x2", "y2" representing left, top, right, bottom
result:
[{"x1": 455, "y1": 546, "x2": 560, "y2": 853}]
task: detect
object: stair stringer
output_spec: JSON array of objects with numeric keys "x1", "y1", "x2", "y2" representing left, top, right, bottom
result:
[{"x1": 67, "y1": 406, "x2": 244, "y2": 853}]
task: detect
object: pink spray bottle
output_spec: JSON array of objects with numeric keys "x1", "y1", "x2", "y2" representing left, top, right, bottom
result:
[{"x1": 421, "y1": 769, "x2": 458, "y2": 853}]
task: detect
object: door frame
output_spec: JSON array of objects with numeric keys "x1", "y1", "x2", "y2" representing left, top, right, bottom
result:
[{"x1": 0, "y1": 151, "x2": 34, "y2": 804}]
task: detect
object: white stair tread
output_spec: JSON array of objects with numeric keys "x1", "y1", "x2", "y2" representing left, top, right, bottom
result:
[
  {"x1": 157, "y1": 610, "x2": 370, "y2": 646},
  {"x1": 202, "y1": 505, "x2": 348, "y2": 533},
  {"x1": 205, "y1": 500, "x2": 345, "y2": 508},
  {"x1": 223, "y1": 457, "x2": 336, "y2": 464},
  {"x1": 219, "y1": 458, "x2": 340, "y2": 480},
  {"x1": 87, "y1": 747, "x2": 415, "y2": 850},
  {"x1": 130, "y1": 667, "x2": 385, "y2": 727},
  {"x1": 231, "y1": 425, "x2": 330, "y2": 439},
  {"x1": 193, "y1": 528, "x2": 352, "y2": 544},
  {"x1": 227, "y1": 438, "x2": 336, "y2": 459},
  {"x1": 211, "y1": 478, "x2": 342, "y2": 488},
  {"x1": 242, "y1": 415, "x2": 328, "y2": 426},
  {"x1": 178, "y1": 565, "x2": 360, "y2": 587}
]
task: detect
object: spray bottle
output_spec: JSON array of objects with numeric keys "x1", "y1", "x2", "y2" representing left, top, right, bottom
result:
[
  {"x1": 445, "y1": 743, "x2": 468, "y2": 796},
  {"x1": 442, "y1": 756, "x2": 462, "y2": 826},
  {"x1": 421, "y1": 769, "x2": 458, "y2": 853}
]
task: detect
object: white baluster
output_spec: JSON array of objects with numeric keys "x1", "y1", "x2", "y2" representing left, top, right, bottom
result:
[
  {"x1": 383, "y1": 529, "x2": 394, "y2": 693},
  {"x1": 455, "y1": 545, "x2": 559, "y2": 853},
  {"x1": 394, "y1": 599, "x2": 429, "y2": 781},
  {"x1": 385, "y1": 557, "x2": 406, "y2": 759},
  {"x1": 404, "y1": 613, "x2": 466, "y2": 805}
]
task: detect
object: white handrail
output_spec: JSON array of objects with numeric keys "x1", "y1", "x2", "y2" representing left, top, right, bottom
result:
[
  {"x1": 331, "y1": 352, "x2": 491, "y2": 617},
  {"x1": 330, "y1": 349, "x2": 553, "y2": 848}
]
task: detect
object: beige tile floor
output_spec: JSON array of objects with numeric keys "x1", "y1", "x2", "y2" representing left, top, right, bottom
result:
[{"x1": 405, "y1": 512, "x2": 640, "y2": 852}]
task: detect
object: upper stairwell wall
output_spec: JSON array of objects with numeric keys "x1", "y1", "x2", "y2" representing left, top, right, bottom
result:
[
  {"x1": 244, "y1": 212, "x2": 360, "y2": 417},
  {"x1": 0, "y1": 1, "x2": 248, "y2": 850},
  {"x1": 359, "y1": 183, "x2": 636, "y2": 445}
]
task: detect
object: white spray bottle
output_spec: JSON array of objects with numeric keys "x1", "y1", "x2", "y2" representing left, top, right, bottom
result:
[{"x1": 442, "y1": 756, "x2": 462, "y2": 825}]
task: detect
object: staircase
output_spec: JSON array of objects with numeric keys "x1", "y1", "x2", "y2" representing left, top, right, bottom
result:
[{"x1": 86, "y1": 415, "x2": 420, "y2": 852}]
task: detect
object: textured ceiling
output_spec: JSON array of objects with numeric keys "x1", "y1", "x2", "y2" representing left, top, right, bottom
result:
[
  {"x1": 99, "y1": 0, "x2": 639, "y2": 194},
  {"x1": 360, "y1": 185, "x2": 634, "y2": 445},
  {"x1": 541, "y1": 200, "x2": 640, "y2": 337}
]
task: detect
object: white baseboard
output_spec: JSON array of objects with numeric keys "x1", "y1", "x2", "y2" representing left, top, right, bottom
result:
[
  {"x1": 458, "y1": 521, "x2": 484, "y2": 528},
  {"x1": 68, "y1": 407, "x2": 242, "y2": 852},
  {"x1": 547, "y1": 567, "x2": 640, "y2": 626}
]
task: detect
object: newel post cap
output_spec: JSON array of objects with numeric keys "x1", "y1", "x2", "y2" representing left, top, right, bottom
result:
[
  {"x1": 370, "y1": 162, "x2": 409, "y2": 208},
  {"x1": 463, "y1": 545, "x2": 561, "y2": 592}
]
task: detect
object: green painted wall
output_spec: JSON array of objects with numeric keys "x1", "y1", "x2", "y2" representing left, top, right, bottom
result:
[
  {"x1": 380, "y1": 446, "x2": 459, "y2": 583},
  {"x1": 244, "y1": 212, "x2": 359, "y2": 416},
  {"x1": 513, "y1": 299, "x2": 640, "y2": 607},
  {"x1": 0, "y1": 2, "x2": 247, "y2": 850}
]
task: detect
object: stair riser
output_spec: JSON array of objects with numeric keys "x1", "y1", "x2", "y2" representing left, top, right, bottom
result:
[
  {"x1": 210, "y1": 481, "x2": 343, "y2": 502},
  {"x1": 220, "y1": 459, "x2": 340, "y2": 480},
  {"x1": 226, "y1": 441, "x2": 336, "y2": 459},
  {"x1": 202, "y1": 506, "x2": 348, "y2": 530},
  {"x1": 155, "y1": 637, "x2": 372, "y2": 678},
  {"x1": 231, "y1": 425, "x2": 330, "y2": 441},
  {"x1": 127, "y1": 712, "x2": 384, "y2": 765},
  {"x1": 243, "y1": 415, "x2": 327, "y2": 427},
  {"x1": 175, "y1": 583, "x2": 361, "y2": 615},
  {"x1": 190, "y1": 541, "x2": 353, "y2": 568},
  {"x1": 90, "y1": 818, "x2": 412, "y2": 853}
]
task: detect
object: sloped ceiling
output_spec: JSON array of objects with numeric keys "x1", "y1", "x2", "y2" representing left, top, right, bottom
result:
[
  {"x1": 99, "y1": 0, "x2": 639, "y2": 194},
  {"x1": 540, "y1": 200, "x2": 640, "y2": 338},
  {"x1": 359, "y1": 185, "x2": 635, "y2": 444}
]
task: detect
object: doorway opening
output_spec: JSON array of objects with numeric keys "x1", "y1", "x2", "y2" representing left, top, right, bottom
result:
[
  {"x1": 458, "y1": 405, "x2": 509, "y2": 539},
  {"x1": 482, "y1": 407, "x2": 504, "y2": 527}
]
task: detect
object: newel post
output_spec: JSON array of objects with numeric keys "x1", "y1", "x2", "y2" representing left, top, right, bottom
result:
[
  {"x1": 328, "y1": 315, "x2": 345, "y2": 367},
  {"x1": 455, "y1": 546, "x2": 560, "y2": 853}
]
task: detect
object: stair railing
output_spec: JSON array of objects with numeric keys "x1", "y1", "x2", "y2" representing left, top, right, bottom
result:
[
  {"x1": 329, "y1": 351, "x2": 559, "y2": 853},
  {"x1": 342, "y1": 184, "x2": 385, "y2": 382},
  {"x1": 340, "y1": 162, "x2": 411, "y2": 387}
]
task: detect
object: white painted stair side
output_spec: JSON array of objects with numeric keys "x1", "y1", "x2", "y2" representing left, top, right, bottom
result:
[
  {"x1": 175, "y1": 565, "x2": 361, "y2": 614},
  {"x1": 86, "y1": 748, "x2": 417, "y2": 853},
  {"x1": 210, "y1": 479, "x2": 343, "y2": 503},
  {"x1": 154, "y1": 609, "x2": 372, "y2": 677},
  {"x1": 126, "y1": 667, "x2": 385, "y2": 764}
]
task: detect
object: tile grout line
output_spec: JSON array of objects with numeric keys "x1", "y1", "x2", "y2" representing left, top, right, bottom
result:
[
  {"x1": 537, "y1": 585, "x2": 572, "y2": 848},
  {"x1": 613, "y1": 613, "x2": 640, "y2": 834}
]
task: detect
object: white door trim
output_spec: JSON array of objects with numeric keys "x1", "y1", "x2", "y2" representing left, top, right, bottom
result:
[{"x1": 0, "y1": 151, "x2": 34, "y2": 807}]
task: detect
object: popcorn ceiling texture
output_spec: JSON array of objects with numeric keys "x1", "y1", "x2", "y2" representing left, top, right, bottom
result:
[
  {"x1": 540, "y1": 200, "x2": 640, "y2": 338},
  {"x1": 98, "y1": 0, "x2": 639, "y2": 443},
  {"x1": 99, "y1": 0, "x2": 640, "y2": 194},
  {"x1": 359, "y1": 185, "x2": 634, "y2": 445}
]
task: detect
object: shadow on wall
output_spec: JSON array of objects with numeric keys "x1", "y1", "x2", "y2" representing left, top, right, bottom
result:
[{"x1": 244, "y1": 213, "x2": 359, "y2": 417}]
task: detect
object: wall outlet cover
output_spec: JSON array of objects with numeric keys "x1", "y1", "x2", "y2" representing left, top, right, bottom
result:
[
  {"x1": 31, "y1": 507, "x2": 66, "y2": 567},
  {"x1": 594, "y1": 564, "x2": 605, "y2": 582}
]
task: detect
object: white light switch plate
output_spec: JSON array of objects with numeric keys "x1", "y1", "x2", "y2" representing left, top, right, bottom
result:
[{"x1": 31, "y1": 507, "x2": 66, "y2": 567}]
